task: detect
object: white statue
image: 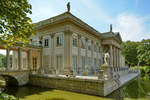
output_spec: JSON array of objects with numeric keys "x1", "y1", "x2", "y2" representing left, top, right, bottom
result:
[{"x1": 104, "y1": 52, "x2": 110, "y2": 65}]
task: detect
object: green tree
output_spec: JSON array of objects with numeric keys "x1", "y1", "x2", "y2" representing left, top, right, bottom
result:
[
  {"x1": 137, "y1": 39, "x2": 150, "y2": 65},
  {"x1": 0, "y1": 0, "x2": 35, "y2": 45},
  {"x1": 121, "y1": 41, "x2": 139, "y2": 67}
]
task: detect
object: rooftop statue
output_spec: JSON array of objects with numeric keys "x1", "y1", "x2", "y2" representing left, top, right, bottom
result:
[
  {"x1": 110, "y1": 24, "x2": 112, "y2": 32},
  {"x1": 67, "y1": 2, "x2": 70, "y2": 12}
]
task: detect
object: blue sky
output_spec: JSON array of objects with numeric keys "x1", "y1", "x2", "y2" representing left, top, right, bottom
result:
[{"x1": 28, "y1": 0, "x2": 150, "y2": 41}]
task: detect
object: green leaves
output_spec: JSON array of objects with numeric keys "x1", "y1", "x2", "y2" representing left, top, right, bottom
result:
[
  {"x1": 137, "y1": 39, "x2": 150, "y2": 65},
  {"x1": 122, "y1": 39, "x2": 150, "y2": 66},
  {"x1": 121, "y1": 41, "x2": 139, "y2": 66},
  {"x1": 0, "y1": 0, "x2": 35, "y2": 46}
]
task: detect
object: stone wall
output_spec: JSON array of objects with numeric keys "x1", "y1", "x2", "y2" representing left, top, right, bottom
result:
[
  {"x1": 29, "y1": 73, "x2": 138, "y2": 96},
  {"x1": 29, "y1": 74, "x2": 105, "y2": 96}
]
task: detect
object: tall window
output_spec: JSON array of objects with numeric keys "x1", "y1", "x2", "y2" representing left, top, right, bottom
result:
[
  {"x1": 81, "y1": 39, "x2": 85, "y2": 49},
  {"x1": 99, "y1": 59, "x2": 101, "y2": 67},
  {"x1": 73, "y1": 37, "x2": 77, "y2": 47},
  {"x1": 23, "y1": 58, "x2": 26, "y2": 68},
  {"x1": 33, "y1": 57, "x2": 37, "y2": 70},
  {"x1": 94, "y1": 58, "x2": 97, "y2": 67},
  {"x1": 88, "y1": 57, "x2": 91, "y2": 69},
  {"x1": 57, "y1": 35, "x2": 63, "y2": 46},
  {"x1": 56, "y1": 56, "x2": 62, "y2": 73},
  {"x1": 98, "y1": 46, "x2": 101, "y2": 53},
  {"x1": 44, "y1": 39, "x2": 49, "y2": 47},
  {"x1": 88, "y1": 44, "x2": 91, "y2": 51},
  {"x1": 94, "y1": 44, "x2": 97, "y2": 52},
  {"x1": 73, "y1": 55, "x2": 77, "y2": 72},
  {"x1": 81, "y1": 56, "x2": 85, "y2": 72}
]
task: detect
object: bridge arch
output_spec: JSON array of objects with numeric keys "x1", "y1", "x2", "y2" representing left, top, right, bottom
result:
[{"x1": 0, "y1": 75, "x2": 19, "y2": 86}]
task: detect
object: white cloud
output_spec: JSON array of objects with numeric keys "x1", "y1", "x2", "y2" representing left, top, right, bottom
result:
[
  {"x1": 114, "y1": 13, "x2": 150, "y2": 41},
  {"x1": 28, "y1": 0, "x2": 150, "y2": 41}
]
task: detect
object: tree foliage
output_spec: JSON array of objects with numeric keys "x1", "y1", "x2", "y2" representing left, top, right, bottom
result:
[
  {"x1": 0, "y1": 0, "x2": 35, "y2": 45},
  {"x1": 137, "y1": 39, "x2": 150, "y2": 65},
  {"x1": 121, "y1": 41, "x2": 139, "y2": 66}
]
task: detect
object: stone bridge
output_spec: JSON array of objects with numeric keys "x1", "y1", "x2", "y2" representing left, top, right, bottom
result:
[{"x1": 0, "y1": 70, "x2": 30, "y2": 86}]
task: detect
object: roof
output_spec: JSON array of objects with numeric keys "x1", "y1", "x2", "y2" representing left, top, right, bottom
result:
[
  {"x1": 102, "y1": 31, "x2": 122, "y2": 43},
  {"x1": 35, "y1": 12, "x2": 102, "y2": 38},
  {"x1": 35, "y1": 11, "x2": 122, "y2": 43}
]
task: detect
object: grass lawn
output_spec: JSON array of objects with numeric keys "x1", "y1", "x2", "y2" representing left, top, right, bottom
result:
[{"x1": 20, "y1": 89, "x2": 111, "y2": 100}]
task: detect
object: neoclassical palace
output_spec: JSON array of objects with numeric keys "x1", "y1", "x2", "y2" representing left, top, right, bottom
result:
[
  {"x1": 0, "y1": 4, "x2": 139, "y2": 96},
  {"x1": 7, "y1": 11, "x2": 125, "y2": 75}
]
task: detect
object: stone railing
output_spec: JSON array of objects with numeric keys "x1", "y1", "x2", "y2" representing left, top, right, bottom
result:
[
  {"x1": 97, "y1": 64, "x2": 130, "y2": 80},
  {"x1": 111, "y1": 67, "x2": 129, "y2": 76},
  {"x1": 128, "y1": 68, "x2": 139, "y2": 73}
]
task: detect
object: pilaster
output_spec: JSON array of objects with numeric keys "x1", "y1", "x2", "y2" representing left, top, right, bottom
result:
[
  {"x1": 50, "y1": 33, "x2": 55, "y2": 74},
  {"x1": 64, "y1": 30, "x2": 73, "y2": 75},
  {"x1": 109, "y1": 45, "x2": 113, "y2": 67},
  {"x1": 18, "y1": 47, "x2": 22, "y2": 71},
  {"x1": 77, "y1": 34, "x2": 81, "y2": 74},
  {"x1": 29, "y1": 49, "x2": 32, "y2": 71}
]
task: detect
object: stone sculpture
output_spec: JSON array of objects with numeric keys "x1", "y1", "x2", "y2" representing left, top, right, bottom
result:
[
  {"x1": 67, "y1": 2, "x2": 70, "y2": 12},
  {"x1": 104, "y1": 52, "x2": 110, "y2": 65}
]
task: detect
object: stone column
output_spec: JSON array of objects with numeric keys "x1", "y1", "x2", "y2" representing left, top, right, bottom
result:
[
  {"x1": 18, "y1": 47, "x2": 22, "y2": 71},
  {"x1": 83, "y1": 38, "x2": 88, "y2": 75},
  {"x1": 77, "y1": 34, "x2": 81, "y2": 74},
  {"x1": 29, "y1": 49, "x2": 32, "y2": 71},
  {"x1": 39, "y1": 36, "x2": 43, "y2": 73},
  {"x1": 6, "y1": 48, "x2": 10, "y2": 70},
  {"x1": 64, "y1": 30, "x2": 73, "y2": 75},
  {"x1": 109, "y1": 45, "x2": 113, "y2": 67},
  {"x1": 118, "y1": 49, "x2": 121, "y2": 67},
  {"x1": 50, "y1": 33, "x2": 55, "y2": 74},
  {"x1": 116, "y1": 48, "x2": 119, "y2": 67},
  {"x1": 117, "y1": 47, "x2": 118, "y2": 67},
  {"x1": 113, "y1": 47, "x2": 116, "y2": 67}
]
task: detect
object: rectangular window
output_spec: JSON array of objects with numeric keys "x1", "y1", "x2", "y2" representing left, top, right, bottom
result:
[
  {"x1": 73, "y1": 55, "x2": 77, "y2": 72},
  {"x1": 88, "y1": 57, "x2": 91, "y2": 69},
  {"x1": 94, "y1": 58, "x2": 97, "y2": 67},
  {"x1": 56, "y1": 56, "x2": 62, "y2": 72},
  {"x1": 57, "y1": 35, "x2": 63, "y2": 46},
  {"x1": 23, "y1": 58, "x2": 26, "y2": 68},
  {"x1": 94, "y1": 45, "x2": 97, "y2": 52},
  {"x1": 98, "y1": 46, "x2": 101, "y2": 53},
  {"x1": 88, "y1": 45, "x2": 91, "y2": 51},
  {"x1": 73, "y1": 37, "x2": 77, "y2": 47},
  {"x1": 81, "y1": 56, "x2": 85, "y2": 72},
  {"x1": 33, "y1": 57, "x2": 37, "y2": 70},
  {"x1": 44, "y1": 39, "x2": 49, "y2": 47},
  {"x1": 99, "y1": 59, "x2": 101, "y2": 67},
  {"x1": 81, "y1": 39, "x2": 85, "y2": 49}
]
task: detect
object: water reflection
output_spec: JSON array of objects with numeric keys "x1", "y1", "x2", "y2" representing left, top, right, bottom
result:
[
  {"x1": 107, "y1": 75, "x2": 150, "y2": 100},
  {"x1": 0, "y1": 75, "x2": 150, "y2": 100}
]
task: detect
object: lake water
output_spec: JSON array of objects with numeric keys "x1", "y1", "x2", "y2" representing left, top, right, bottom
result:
[{"x1": 1, "y1": 75, "x2": 150, "y2": 100}]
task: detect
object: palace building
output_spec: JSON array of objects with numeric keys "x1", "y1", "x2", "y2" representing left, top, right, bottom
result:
[
  {"x1": 0, "y1": 4, "x2": 139, "y2": 96},
  {"x1": 27, "y1": 11, "x2": 125, "y2": 75}
]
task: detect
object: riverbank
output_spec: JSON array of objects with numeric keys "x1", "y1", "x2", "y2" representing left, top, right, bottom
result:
[{"x1": 1, "y1": 76, "x2": 150, "y2": 100}]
